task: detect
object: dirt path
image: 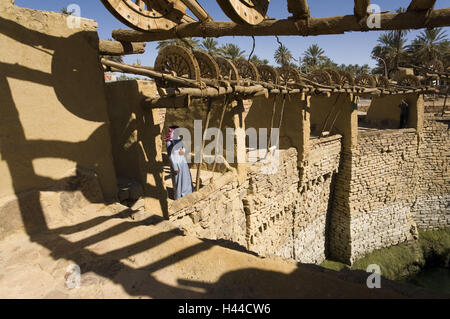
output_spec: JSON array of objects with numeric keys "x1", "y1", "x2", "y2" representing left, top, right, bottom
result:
[{"x1": 0, "y1": 203, "x2": 442, "y2": 299}]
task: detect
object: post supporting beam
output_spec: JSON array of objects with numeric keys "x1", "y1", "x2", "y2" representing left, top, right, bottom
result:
[
  {"x1": 354, "y1": 0, "x2": 370, "y2": 20},
  {"x1": 287, "y1": 0, "x2": 310, "y2": 19},
  {"x1": 407, "y1": 0, "x2": 436, "y2": 12},
  {"x1": 99, "y1": 40, "x2": 146, "y2": 56}
]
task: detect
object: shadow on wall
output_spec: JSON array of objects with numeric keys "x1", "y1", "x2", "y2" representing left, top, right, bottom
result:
[
  {"x1": 104, "y1": 80, "x2": 168, "y2": 218},
  {"x1": 245, "y1": 95, "x2": 304, "y2": 151}
]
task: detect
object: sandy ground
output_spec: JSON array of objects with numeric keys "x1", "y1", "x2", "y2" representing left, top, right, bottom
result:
[{"x1": 0, "y1": 202, "x2": 445, "y2": 299}]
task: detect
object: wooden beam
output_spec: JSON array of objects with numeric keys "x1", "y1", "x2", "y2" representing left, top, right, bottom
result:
[
  {"x1": 407, "y1": 0, "x2": 436, "y2": 12},
  {"x1": 100, "y1": 58, "x2": 203, "y2": 88},
  {"x1": 287, "y1": 0, "x2": 310, "y2": 19},
  {"x1": 143, "y1": 94, "x2": 191, "y2": 109},
  {"x1": 354, "y1": 0, "x2": 370, "y2": 19},
  {"x1": 99, "y1": 40, "x2": 146, "y2": 56},
  {"x1": 179, "y1": 0, "x2": 212, "y2": 22},
  {"x1": 112, "y1": 8, "x2": 450, "y2": 42}
]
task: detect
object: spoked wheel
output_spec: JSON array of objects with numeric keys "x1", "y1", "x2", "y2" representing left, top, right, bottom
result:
[
  {"x1": 308, "y1": 69, "x2": 333, "y2": 86},
  {"x1": 100, "y1": 0, "x2": 194, "y2": 31},
  {"x1": 258, "y1": 65, "x2": 279, "y2": 85},
  {"x1": 193, "y1": 50, "x2": 220, "y2": 80},
  {"x1": 235, "y1": 59, "x2": 260, "y2": 82},
  {"x1": 215, "y1": 56, "x2": 240, "y2": 85},
  {"x1": 277, "y1": 66, "x2": 303, "y2": 86},
  {"x1": 355, "y1": 74, "x2": 377, "y2": 88},
  {"x1": 323, "y1": 69, "x2": 342, "y2": 86},
  {"x1": 398, "y1": 74, "x2": 421, "y2": 87},
  {"x1": 377, "y1": 76, "x2": 391, "y2": 89},
  {"x1": 217, "y1": 0, "x2": 270, "y2": 25},
  {"x1": 154, "y1": 45, "x2": 200, "y2": 88},
  {"x1": 338, "y1": 70, "x2": 355, "y2": 87}
]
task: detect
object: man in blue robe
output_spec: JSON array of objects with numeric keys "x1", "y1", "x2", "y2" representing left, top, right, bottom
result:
[{"x1": 165, "y1": 126, "x2": 194, "y2": 200}]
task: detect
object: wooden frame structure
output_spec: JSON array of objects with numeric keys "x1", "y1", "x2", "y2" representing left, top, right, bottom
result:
[{"x1": 104, "y1": 0, "x2": 450, "y2": 42}]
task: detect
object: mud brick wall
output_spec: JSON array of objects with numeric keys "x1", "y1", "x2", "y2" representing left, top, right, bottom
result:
[
  {"x1": 413, "y1": 116, "x2": 450, "y2": 229},
  {"x1": 244, "y1": 148, "x2": 299, "y2": 260},
  {"x1": 168, "y1": 172, "x2": 247, "y2": 247},
  {"x1": 293, "y1": 136, "x2": 342, "y2": 263},
  {"x1": 331, "y1": 129, "x2": 421, "y2": 263}
]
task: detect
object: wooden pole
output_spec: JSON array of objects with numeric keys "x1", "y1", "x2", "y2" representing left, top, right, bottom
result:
[
  {"x1": 179, "y1": 0, "x2": 212, "y2": 22},
  {"x1": 408, "y1": 0, "x2": 436, "y2": 12},
  {"x1": 112, "y1": 8, "x2": 450, "y2": 42},
  {"x1": 195, "y1": 100, "x2": 213, "y2": 191},
  {"x1": 288, "y1": 0, "x2": 310, "y2": 19},
  {"x1": 101, "y1": 58, "x2": 203, "y2": 88},
  {"x1": 212, "y1": 95, "x2": 229, "y2": 173},
  {"x1": 266, "y1": 95, "x2": 278, "y2": 153},
  {"x1": 354, "y1": 0, "x2": 370, "y2": 20},
  {"x1": 99, "y1": 40, "x2": 146, "y2": 56},
  {"x1": 442, "y1": 86, "x2": 449, "y2": 116}
]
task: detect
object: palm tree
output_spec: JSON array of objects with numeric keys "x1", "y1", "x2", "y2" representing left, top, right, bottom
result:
[
  {"x1": 371, "y1": 8, "x2": 410, "y2": 73},
  {"x1": 201, "y1": 38, "x2": 219, "y2": 56},
  {"x1": 274, "y1": 45, "x2": 293, "y2": 67},
  {"x1": 302, "y1": 44, "x2": 326, "y2": 71},
  {"x1": 408, "y1": 28, "x2": 449, "y2": 69},
  {"x1": 357, "y1": 64, "x2": 371, "y2": 75},
  {"x1": 320, "y1": 57, "x2": 338, "y2": 69},
  {"x1": 249, "y1": 55, "x2": 263, "y2": 65},
  {"x1": 156, "y1": 38, "x2": 199, "y2": 50},
  {"x1": 372, "y1": 31, "x2": 408, "y2": 73},
  {"x1": 218, "y1": 43, "x2": 246, "y2": 61}
]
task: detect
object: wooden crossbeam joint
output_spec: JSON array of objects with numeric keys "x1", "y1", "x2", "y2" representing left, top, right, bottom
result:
[
  {"x1": 407, "y1": 0, "x2": 436, "y2": 12},
  {"x1": 288, "y1": 0, "x2": 310, "y2": 19}
]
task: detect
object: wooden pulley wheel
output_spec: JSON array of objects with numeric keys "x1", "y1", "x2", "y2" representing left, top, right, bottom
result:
[
  {"x1": 258, "y1": 65, "x2": 279, "y2": 85},
  {"x1": 193, "y1": 50, "x2": 220, "y2": 80},
  {"x1": 398, "y1": 74, "x2": 421, "y2": 87},
  {"x1": 338, "y1": 70, "x2": 355, "y2": 87},
  {"x1": 217, "y1": 0, "x2": 270, "y2": 25},
  {"x1": 235, "y1": 59, "x2": 260, "y2": 82},
  {"x1": 376, "y1": 76, "x2": 391, "y2": 89},
  {"x1": 278, "y1": 66, "x2": 303, "y2": 86},
  {"x1": 215, "y1": 56, "x2": 240, "y2": 84},
  {"x1": 100, "y1": 0, "x2": 194, "y2": 31},
  {"x1": 355, "y1": 74, "x2": 377, "y2": 88},
  {"x1": 154, "y1": 45, "x2": 200, "y2": 88},
  {"x1": 308, "y1": 69, "x2": 333, "y2": 86},
  {"x1": 323, "y1": 68, "x2": 342, "y2": 86}
]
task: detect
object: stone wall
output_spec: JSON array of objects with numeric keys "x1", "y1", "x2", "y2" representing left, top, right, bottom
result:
[
  {"x1": 169, "y1": 136, "x2": 342, "y2": 264},
  {"x1": 331, "y1": 129, "x2": 420, "y2": 263},
  {"x1": 412, "y1": 116, "x2": 450, "y2": 229},
  {"x1": 168, "y1": 172, "x2": 247, "y2": 247},
  {"x1": 293, "y1": 136, "x2": 342, "y2": 263},
  {"x1": 245, "y1": 148, "x2": 299, "y2": 260}
]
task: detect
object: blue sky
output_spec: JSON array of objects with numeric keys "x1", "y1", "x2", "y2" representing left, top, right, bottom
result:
[{"x1": 15, "y1": 0, "x2": 450, "y2": 68}]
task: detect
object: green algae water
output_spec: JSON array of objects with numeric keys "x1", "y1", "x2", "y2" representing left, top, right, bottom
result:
[{"x1": 405, "y1": 268, "x2": 450, "y2": 295}]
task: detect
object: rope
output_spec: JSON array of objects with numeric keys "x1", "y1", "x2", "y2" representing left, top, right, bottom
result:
[
  {"x1": 267, "y1": 94, "x2": 278, "y2": 152},
  {"x1": 277, "y1": 94, "x2": 287, "y2": 142},
  {"x1": 212, "y1": 94, "x2": 229, "y2": 173},
  {"x1": 248, "y1": 36, "x2": 256, "y2": 62}
]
